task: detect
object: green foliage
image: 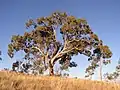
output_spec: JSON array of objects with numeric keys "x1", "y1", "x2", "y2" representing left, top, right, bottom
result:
[
  {"x1": 104, "y1": 59, "x2": 120, "y2": 80},
  {"x1": 8, "y1": 11, "x2": 112, "y2": 76},
  {"x1": 85, "y1": 41, "x2": 112, "y2": 78}
]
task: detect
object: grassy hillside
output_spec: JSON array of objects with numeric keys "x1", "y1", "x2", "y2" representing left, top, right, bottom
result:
[{"x1": 0, "y1": 71, "x2": 120, "y2": 90}]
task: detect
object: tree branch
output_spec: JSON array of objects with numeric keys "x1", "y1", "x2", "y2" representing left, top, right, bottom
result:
[
  {"x1": 51, "y1": 43, "x2": 60, "y2": 58},
  {"x1": 53, "y1": 29, "x2": 57, "y2": 41},
  {"x1": 32, "y1": 46, "x2": 45, "y2": 56},
  {"x1": 51, "y1": 47, "x2": 73, "y2": 65}
]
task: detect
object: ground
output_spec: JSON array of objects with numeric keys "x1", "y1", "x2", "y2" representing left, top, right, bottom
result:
[{"x1": 0, "y1": 71, "x2": 120, "y2": 90}]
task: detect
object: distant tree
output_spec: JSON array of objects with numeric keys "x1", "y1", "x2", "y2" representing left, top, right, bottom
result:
[
  {"x1": 104, "y1": 58, "x2": 120, "y2": 81},
  {"x1": 54, "y1": 64, "x2": 70, "y2": 77},
  {"x1": 23, "y1": 53, "x2": 47, "y2": 75},
  {"x1": 12, "y1": 61, "x2": 20, "y2": 71},
  {"x1": 8, "y1": 12, "x2": 109, "y2": 76},
  {"x1": 0, "y1": 50, "x2": 2, "y2": 60},
  {"x1": 31, "y1": 58, "x2": 47, "y2": 75},
  {"x1": 3, "y1": 68, "x2": 9, "y2": 71},
  {"x1": 85, "y1": 44, "x2": 112, "y2": 80},
  {"x1": 12, "y1": 60, "x2": 32, "y2": 73}
]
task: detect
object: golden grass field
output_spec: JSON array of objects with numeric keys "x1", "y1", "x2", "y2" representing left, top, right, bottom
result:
[{"x1": 0, "y1": 71, "x2": 120, "y2": 90}]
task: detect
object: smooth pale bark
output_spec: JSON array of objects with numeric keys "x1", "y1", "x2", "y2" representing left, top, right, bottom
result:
[{"x1": 99, "y1": 58, "x2": 103, "y2": 81}]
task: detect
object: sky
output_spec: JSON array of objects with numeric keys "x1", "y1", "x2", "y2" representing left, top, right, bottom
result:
[{"x1": 0, "y1": 0, "x2": 120, "y2": 80}]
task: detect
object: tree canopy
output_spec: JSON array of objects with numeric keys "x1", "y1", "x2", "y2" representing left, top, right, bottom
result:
[{"x1": 8, "y1": 12, "x2": 112, "y2": 76}]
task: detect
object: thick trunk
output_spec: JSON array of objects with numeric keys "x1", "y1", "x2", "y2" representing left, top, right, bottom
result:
[{"x1": 49, "y1": 62, "x2": 54, "y2": 76}]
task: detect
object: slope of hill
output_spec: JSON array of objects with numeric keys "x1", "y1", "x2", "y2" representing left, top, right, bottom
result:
[{"x1": 0, "y1": 71, "x2": 120, "y2": 90}]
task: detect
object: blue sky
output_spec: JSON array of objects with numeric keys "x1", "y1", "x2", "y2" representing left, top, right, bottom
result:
[{"x1": 0, "y1": 0, "x2": 120, "y2": 80}]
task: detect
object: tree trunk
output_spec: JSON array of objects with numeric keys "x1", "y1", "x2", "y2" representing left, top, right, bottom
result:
[
  {"x1": 89, "y1": 75, "x2": 92, "y2": 80},
  {"x1": 49, "y1": 62, "x2": 54, "y2": 76},
  {"x1": 99, "y1": 58, "x2": 103, "y2": 81}
]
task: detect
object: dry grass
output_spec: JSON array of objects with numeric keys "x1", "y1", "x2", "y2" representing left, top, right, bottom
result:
[{"x1": 0, "y1": 71, "x2": 120, "y2": 90}]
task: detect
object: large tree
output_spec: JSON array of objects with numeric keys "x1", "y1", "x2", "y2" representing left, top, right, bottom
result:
[{"x1": 8, "y1": 12, "x2": 112, "y2": 76}]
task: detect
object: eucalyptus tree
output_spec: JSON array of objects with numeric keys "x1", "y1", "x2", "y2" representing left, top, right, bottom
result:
[
  {"x1": 85, "y1": 43, "x2": 112, "y2": 80},
  {"x1": 8, "y1": 12, "x2": 111, "y2": 76},
  {"x1": 104, "y1": 59, "x2": 120, "y2": 81}
]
